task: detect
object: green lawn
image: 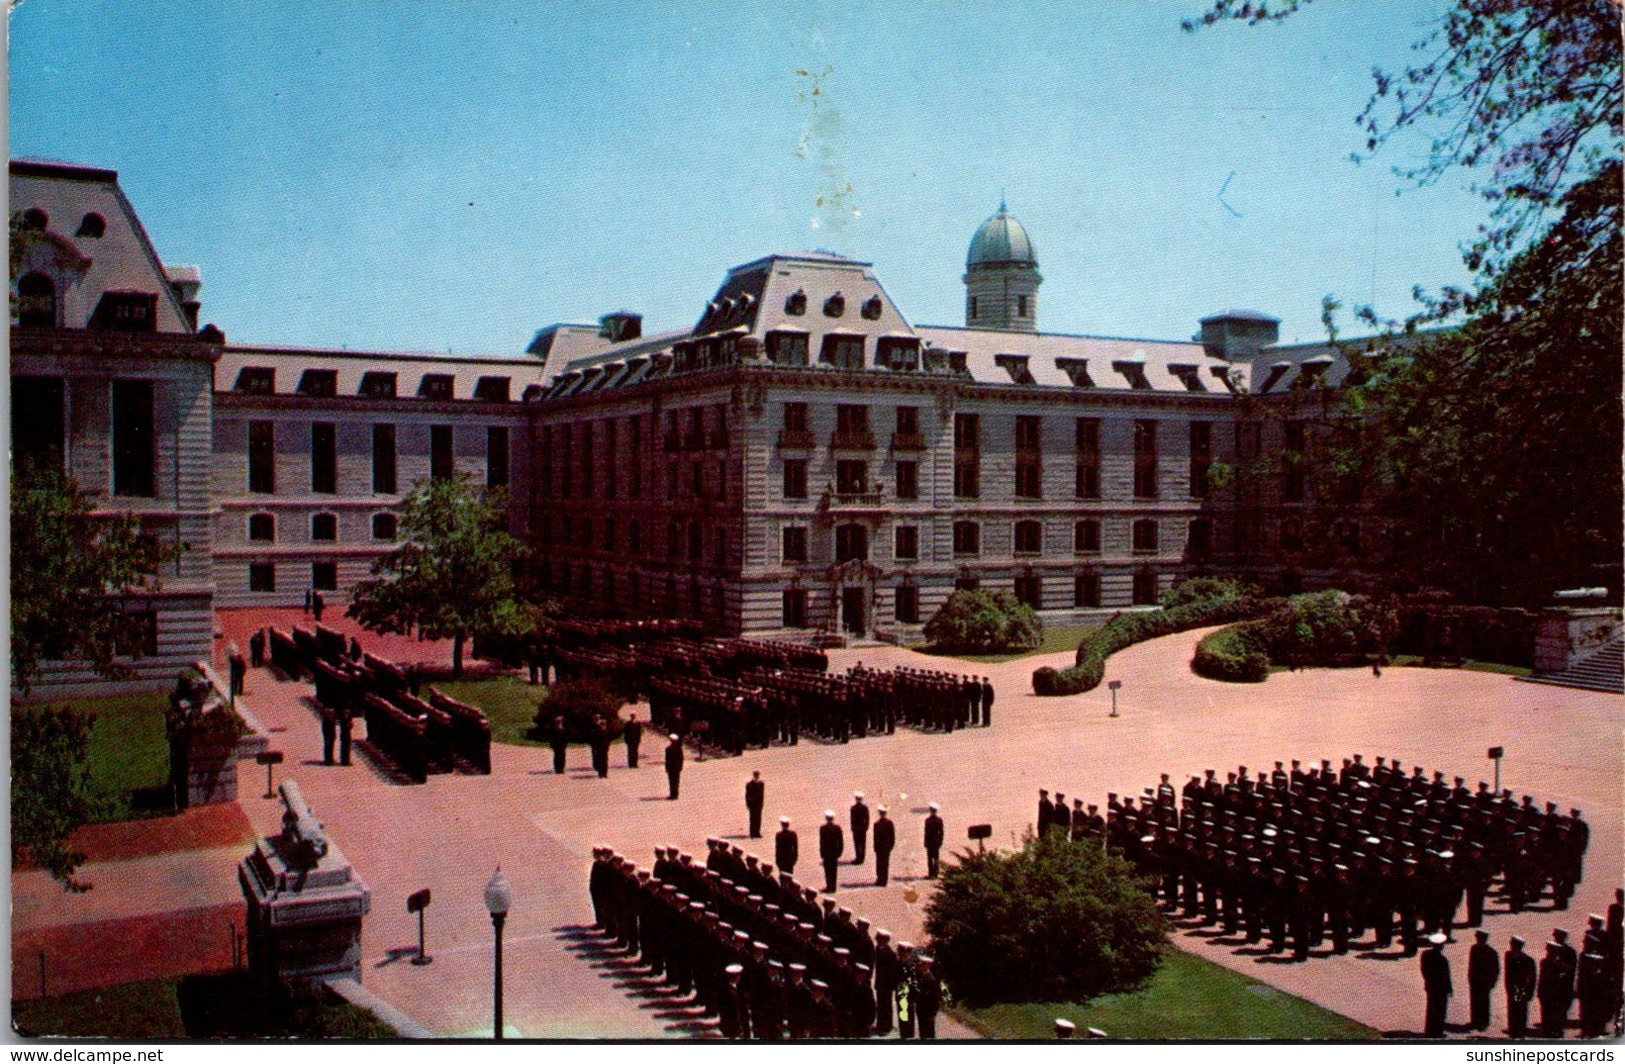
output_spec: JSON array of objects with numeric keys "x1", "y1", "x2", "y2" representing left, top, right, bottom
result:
[
  {"x1": 16, "y1": 692, "x2": 174, "y2": 823},
  {"x1": 921, "y1": 626, "x2": 1096, "y2": 664},
  {"x1": 433, "y1": 675, "x2": 548, "y2": 746},
  {"x1": 953, "y1": 949, "x2": 1377, "y2": 1041},
  {"x1": 1269, "y1": 657, "x2": 1531, "y2": 678},
  {"x1": 12, "y1": 974, "x2": 393, "y2": 1040}
]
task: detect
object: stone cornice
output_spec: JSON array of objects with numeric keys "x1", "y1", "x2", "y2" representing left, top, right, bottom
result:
[
  {"x1": 213, "y1": 392, "x2": 525, "y2": 418},
  {"x1": 11, "y1": 326, "x2": 222, "y2": 364}
]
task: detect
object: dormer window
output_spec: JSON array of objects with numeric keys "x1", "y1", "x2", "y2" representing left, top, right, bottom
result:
[
  {"x1": 861, "y1": 295, "x2": 883, "y2": 320},
  {"x1": 76, "y1": 213, "x2": 106, "y2": 238},
  {"x1": 1259, "y1": 361, "x2": 1293, "y2": 394},
  {"x1": 1112, "y1": 359, "x2": 1151, "y2": 390},
  {"x1": 995, "y1": 354, "x2": 1035, "y2": 385},
  {"x1": 785, "y1": 289, "x2": 807, "y2": 316},
  {"x1": 1056, "y1": 358, "x2": 1095, "y2": 388},
  {"x1": 360, "y1": 371, "x2": 398, "y2": 399},
  {"x1": 420, "y1": 374, "x2": 454, "y2": 400},
  {"x1": 1294, "y1": 356, "x2": 1334, "y2": 390},
  {"x1": 90, "y1": 292, "x2": 158, "y2": 333},
  {"x1": 1169, "y1": 364, "x2": 1207, "y2": 392},
  {"x1": 823, "y1": 292, "x2": 845, "y2": 318},
  {"x1": 877, "y1": 337, "x2": 919, "y2": 371},
  {"x1": 15, "y1": 273, "x2": 57, "y2": 329},
  {"x1": 474, "y1": 376, "x2": 511, "y2": 402},
  {"x1": 297, "y1": 369, "x2": 337, "y2": 397},
  {"x1": 235, "y1": 367, "x2": 276, "y2": 394}
]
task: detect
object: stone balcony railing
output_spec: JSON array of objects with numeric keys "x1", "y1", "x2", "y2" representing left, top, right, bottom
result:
[
  {"x1": 890, "y1": 432, "x2": 926, "y2": 451},
  {"x1": 823, "y1": 489, "x2": 886, "y2": 509},
  {"x1": 830, "y1": 430, "x2": 876, "y2": 451},
  {"x1": 778, "y1": 429, "x2": 816, "y2": 450}
]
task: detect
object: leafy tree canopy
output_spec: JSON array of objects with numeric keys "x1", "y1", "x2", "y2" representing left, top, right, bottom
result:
[
  {"x1": 922, "y1": 588, "x2": 1042, "y2": 654},
  {"x1": 346, "y1": 475, "x2": 528, "y2": 677},
  {"x1": 924, "y1": 831, "x2": 1167, "y2": 1007},
  {"x1": 10, "y1": 467, "x2": 174, "y2": 693},
  {"x1": 11, "y1": 705, "x2": 98, "y2": 891}
]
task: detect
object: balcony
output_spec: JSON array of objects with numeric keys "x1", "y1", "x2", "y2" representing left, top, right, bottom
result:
[
  {"x1": 890, "y1": 432, "x2": 925, "y2": 451},
  {"x1": 830, "y1": 430, "x2": 876, "y2": 451},
  {"x1": 777, "y1": 429, "x2": 816, "y2": 450},
  {"x1": 823, "y1": 489, "x2": 886, "y2": 510}
]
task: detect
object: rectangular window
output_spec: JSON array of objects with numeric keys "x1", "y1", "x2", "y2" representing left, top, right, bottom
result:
[
  {"x1": 1133, "y1": 570, "x2": 1159, "y2": 606},
  {"x1": 1283, "y1": 420, "x2": 1305, "y2": 502},
  {"x1": 1074, "y1": 519, "x2": 1101, "y2": 553},
  {"x1": 782, "y1": 589, "x2": 808, "y2": 628},
  {"x1": 1075, "y1": 418, "x2": 1100, "y2": 499},
  {"x1": 12, "y1": 376, "x2": 65, "y2": 475},
  {"x1": 836, "y1": 404, "x2": 870, "y2": 434},
  {"x1": 1016, "y1": 415, "x2": 1041, "y2": 452},
  {"x1": 311, "y1": 422, "x2": 337, "y2": 494},
  {"x1": 954, "y1": 412, "x2": 979, "y2": 452},
  {"x1": 604, "y1": 422, "x2": 618, "y2": 498},
  {"x1": 896, "y1": 406, "x2": 919, "y2": 436},
  {"x1": 835, "y1": 459, "x2": 868, "y2": 495},
  {"x1": 580, "y1": 422, "x2": 595, "y2": 496},
  {"x1": 248, "y1": 419, "x2": 276, "y2": 495},
  {"x1": 1014, "y1": 520, "x2": 1043, "y2": 554},
  {"x1": 953, "y1": 458, "x2": 979, "y2": 499},
  {"x1": 1015, "y1": 574, "x2": 1043, "y2": 609},
  {"x1": 487, "y1": 426, "x2": 510, "y2": 488},
  {"x1": 236, "y1": 367, "x2": 276, "y2": 395},
  {"x1": 372, "y1": 424, "x2": 397, "y2": 494},
  {"x1": 249, "y1": 562, "x2": 276, "y2": 593},
  {"x1": 1075, "y1": 572, "x2": 1101, "y2": 608},
  {"x1": 360, "y1": 372, "x2": 397, "y2": 399},
  {"x1": 782, "y1": 526, "x2": 808, "y2": 564},
  {"x1": 629, "y1": 416, "x2": 643, "y2": 498},
  {"x1": 895, "y1": 460, "x2": 919, "y2": 500},
  {"x1": 431, "y1": 425, "x2": 454, "y2": 480},
  {"x1": 821, "y1": 334, "x2": 865, "y2": 370},
  {"x1": 766, "y1": 331, "x2": 810, "y2": 366},
  {"x1": 1134, "y1": 419, "x2": 1159, "y2": 498},
  {"x1": 419, "y1": 374, "x2": 454, "y2": 400},
  {"x1": 783, "y1": 459, "x2": 809, "y2": 500},
  {"x1": 1016, "y1": 461, "x2": 1042, "y2": 499},
  {"x1": 894, "y1": 525, "x2": 919, "y2": 561},
  {"x1": 312, "y1": 562, "x2": 338, "y2": 591},
  {"x1": 474, "y1": 376, "x2": 511, "y2": 402},
  {"x1": 297, "y1": 369, "x2": 337, "y2": 397},
  {"x1": 895, "y1": 585, "x2": 920, "y2": 624},
  {"x1": 1190, "y1": 421, "x2": 1212, "y2": 499},
  {"x1": 835, "y1": 524, "x2": 869, "y2": 563},
  {"x1": 953, "y1": 521, "x2": 981, "y2": 557},
  {"x1": 111, "y1": 380, "x2": 156, "y2": 497},
  {"x1": 1133, "y1": 519, "x2": 1160, "y2": 554},
  {"x1": 783, "y1": 402, "x2": 809, "y2": 432}
]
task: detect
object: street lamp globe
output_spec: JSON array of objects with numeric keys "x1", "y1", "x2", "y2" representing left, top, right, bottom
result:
[{"x1": 485, "y1": 867, "x2": 512, "y2": 917}]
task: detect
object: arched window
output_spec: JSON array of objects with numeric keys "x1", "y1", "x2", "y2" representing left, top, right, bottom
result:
[
  {"x1": 372, "y1": 513, "x2": 397, "y2": 541},
  {"x1": 248, "y1": 513, "x2": 275, "y2": 542},
  {"x1": 1014, "y1": 519, "x2": 1043, "y2": 555},
  {"x1": 76, "y1": 213, "x2": 106, "y2": 238},
  {"x1": 16, "y1": 272, "x2": 56, "y2": 329},
  {"x1": 1074, "y1": 519, "x2": 1101, "y2": 553},
  {"x1": 311, "y1": 513, "x2": 338, "y2": 541}
]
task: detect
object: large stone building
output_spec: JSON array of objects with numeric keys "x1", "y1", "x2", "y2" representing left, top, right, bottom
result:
[{"x1": 11, "y1": 161, "x2": 1382, "y2": 692}]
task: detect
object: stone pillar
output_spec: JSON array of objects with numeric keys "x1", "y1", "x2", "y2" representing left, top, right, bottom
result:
[{"x1": 1534, "y1": 607, "x2": 1622, "y2": 673}]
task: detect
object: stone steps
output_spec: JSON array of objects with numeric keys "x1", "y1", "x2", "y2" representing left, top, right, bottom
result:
[{"x1": 1518, "y1": 637, "x2": 1624, "y2": 694}]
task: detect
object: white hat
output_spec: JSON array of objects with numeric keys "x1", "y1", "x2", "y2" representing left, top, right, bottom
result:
[
  {"x1": 669, "y1": 734, "x2": 680, "y2": 741},
  {"x1": 824, "y1": 810, "x2": 835, "y2": 819},
  {"x1": 1428, "y1": 932, "x2": 1448, "y2": 946},
  {"x1": 854, "y1": 792, "x2": 864, "y2": 800},
  {"x1": 780, "y1": 816, "x2": 791, "y2": 824},
  {"x1": 929, "y1": 802, "x2": 940, "y2": 811}
]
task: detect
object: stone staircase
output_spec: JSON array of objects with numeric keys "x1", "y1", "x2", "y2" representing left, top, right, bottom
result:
[{"x1": 1518, "y1": 637, "x2": 1625, "y2": 694}]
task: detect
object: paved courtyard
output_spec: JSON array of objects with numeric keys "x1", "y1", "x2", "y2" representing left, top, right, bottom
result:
[{"x1": 17, "y1": 610, "x2": 1622, "y2": 1039}]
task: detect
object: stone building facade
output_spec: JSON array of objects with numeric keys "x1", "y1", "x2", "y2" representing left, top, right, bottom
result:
[{"x1": 12, "y1": 163, "x2": 1385, "y2": 690}]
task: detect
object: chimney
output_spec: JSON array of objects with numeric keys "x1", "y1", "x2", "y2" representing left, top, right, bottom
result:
[
  {"x1": 1197, "y1": 310, "x2": 1279, "y2": 361},
  {"x1": 599, "y1": 310, "x2": 643, "y2": 343}
]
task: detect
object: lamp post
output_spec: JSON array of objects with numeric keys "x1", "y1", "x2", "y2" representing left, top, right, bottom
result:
[{"x1": 484, "y1": 867, "x2": 512, "y2": 1040}]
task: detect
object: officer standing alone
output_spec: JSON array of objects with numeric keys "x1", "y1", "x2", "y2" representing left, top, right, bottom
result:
[
  {"x1": 664, "y1": 733, "x2": 684, "y2": 800},
  {"x1": 745, "y1": 771, "x2": 766, "y2": 839},
  {"x1": 873, "y1": 805, "x2": 896, "y2": 886},
  {"x1": 776, "y1": 817, "x2": 799, "y2": 876},
  {"x1": 819, "y1": 811, "x2": 845, "y2": 894},
  {"x1": 923, "y1": 803, "x2": 944, "y2": 879},
  {"x1": 850, "y1": 793, "x2": 870, "y2": 866}
]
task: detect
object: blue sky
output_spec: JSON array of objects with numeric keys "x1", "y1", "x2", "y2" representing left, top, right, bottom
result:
[{"x1": 10, "y1": 0, "x2": 1485, "y2": 352}]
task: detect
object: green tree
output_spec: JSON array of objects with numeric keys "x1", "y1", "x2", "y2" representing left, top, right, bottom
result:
[
  {"x1": 11, "y1": 705, "x2": 98, "y2": 891},
  {"x1": 922, "y1": 588, "x2": 1042, "y2": 654},
  {"x1": 924, "y1": 831, "x2": 1167, "y2": 1007},
  {"x1": 1189, "y1": 0, "x2": 1623, "y2": 603},
  {"x1": 10, "y1": 467, "x2": 174, "y2": 693},
  {"x1": 346, "y1": 475, "x2": 527, "y2": 678}
]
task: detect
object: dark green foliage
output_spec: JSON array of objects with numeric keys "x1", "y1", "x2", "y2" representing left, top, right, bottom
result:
[
  {"x1": 9, "y1": 467, "x2": 175, "y2": 693},
  {"x1": 346, "y1": 475, "x2": 528, "y2": 678},
  {"x1": 924, "y1": 831, "x2": 1167, "y2": 1007},
  {"x1": 175, "y1": 973, "x2": 394, "y2": 1039},
  {"x1": 1192, "y1": 624, "x2": 1271, "y2": 683},
  {"x1": 1393, "y1": 600, "x2": 1538, "y2": 667},
  {"x1": 923, "y1": 589, "x2": 1042, "y2": 654},
  {"x1": 531, "y1": 677, "x2": 625, "y2": 742},
  {"x1": 11, "y1": 705, "x2": 98, "y2": 891},
  {"x1": 1033, "y1": 579, "x2": 1262, "y2": 696}
]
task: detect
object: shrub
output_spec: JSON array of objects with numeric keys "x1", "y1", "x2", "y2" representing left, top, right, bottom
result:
[
  {"x1": 924, "y1": 830, "x2": 1167, "y2": 1007},
  {"x1": 531, "y1": 677, "x2": 625, "y2": 742},
  {"x1": 924, "y1": 589, "x2": 1042, "y2": 654},
  {"x1": 1033, "y1": 578, "x2": 1263, "y2": 696},
  {"x1": 1393, "y1": 601, "x2": 1537, "y2": 667},
  {"x1": 1192, "y1": 623, "x2": 1270, "y2": 682}
]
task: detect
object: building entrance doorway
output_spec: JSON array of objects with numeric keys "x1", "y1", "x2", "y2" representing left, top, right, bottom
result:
[{"x1": 841, "y1": 586, "x2": 867, "y2": 635}]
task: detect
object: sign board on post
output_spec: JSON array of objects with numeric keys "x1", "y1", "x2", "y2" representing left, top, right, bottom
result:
[
  {"x1": 967, "y1": 823, "x2": 992, "y2": 853},
  {"x1": 256, "y1": 750, "x2": 284, "y2": 799},
  {"x1": 1487, "y1": 747, "x2": 1505, "y2": 792},
  {"x1": 407, "y1": 888, "x2": 433, "y2": 965}
]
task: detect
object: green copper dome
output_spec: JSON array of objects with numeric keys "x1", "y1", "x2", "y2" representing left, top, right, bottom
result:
[{"x1": 967, "y1": 200, "x2": 1036, "y2": 268}]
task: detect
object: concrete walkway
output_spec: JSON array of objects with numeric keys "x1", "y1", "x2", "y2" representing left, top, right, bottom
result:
[{"x1": 19, "y1": 615, "x2": 1621, "y2": 1039}]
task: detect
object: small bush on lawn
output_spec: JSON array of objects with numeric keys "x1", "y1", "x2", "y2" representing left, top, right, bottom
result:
[
  {"x1": 924, "y1": 589, "x2": 1042, "y2": 654},
  {"x1": 1033, "y1": 578, "x2": 1262, "y2": 696},
  {"x1": 530, "y1": 677, "x2": 625, "y2": 741},
  {"x1": 924, "y1": 830, "x2": 1167, "y2": 1007}
]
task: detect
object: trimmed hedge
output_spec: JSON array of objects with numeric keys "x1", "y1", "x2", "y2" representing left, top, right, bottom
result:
[
  {"x1": 1032, "y1": 580, "x2": 1263, "y2": 696},
  {"x1": 1192, "y1": 623, "x2": 1270, "y2": 682}
]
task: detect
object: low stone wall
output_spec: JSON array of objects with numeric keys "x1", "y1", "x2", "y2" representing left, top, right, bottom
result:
[{"x1": 1534, "y1": 607, "x2": 1622, "y2": 673}]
